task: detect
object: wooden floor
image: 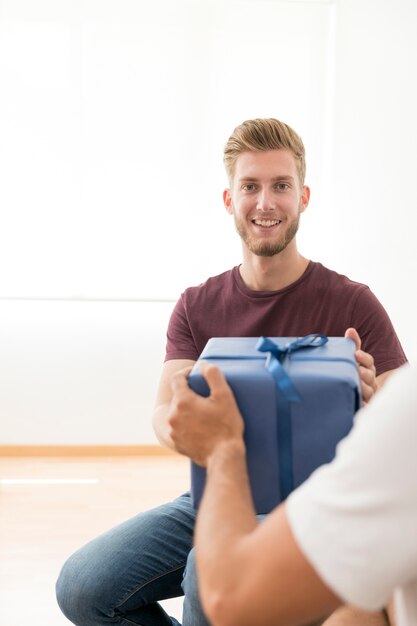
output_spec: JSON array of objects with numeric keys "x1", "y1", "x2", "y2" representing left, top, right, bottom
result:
[{"x1": 0, "y1": 455, "x2": 190, "y2": 626}]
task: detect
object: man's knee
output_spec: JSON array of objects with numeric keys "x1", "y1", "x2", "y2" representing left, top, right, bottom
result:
[{"x1": 56, "y1": 550, "x2": 112, "y2": 624}]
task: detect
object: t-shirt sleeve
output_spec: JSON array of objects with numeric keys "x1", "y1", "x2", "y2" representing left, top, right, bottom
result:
[
  {"x1": 350, "y1": 287, "x2": 407, "y2": 376},
  {"x1": 286, "y1": 365, "x2": 417, "y2": 611},
  {"x1": 164, "y1": 295, "x2": 199, "y2": 362}
]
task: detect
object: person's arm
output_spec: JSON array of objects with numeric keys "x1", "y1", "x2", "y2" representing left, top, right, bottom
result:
[
  {"x1": 168, "y1": 366, "x2": 341, "y2": 626},
  {"x1": 153, "y1": 358, "x2": 195, "y2": 450},
  {"x1": 197, "y1": 442, "x2": 340, "y2": 626}
]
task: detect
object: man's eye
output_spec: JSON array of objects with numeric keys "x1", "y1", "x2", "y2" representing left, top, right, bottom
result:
[
  {"x1": 242, "y1": 184, "x2": 256, "y2": 191},
  {"x1": 276, "y1": 183, "x2": 290, "y2": 191}
]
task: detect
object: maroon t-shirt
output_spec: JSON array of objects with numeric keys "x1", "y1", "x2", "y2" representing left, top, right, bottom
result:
[{"x1": 165, "y1": 261, "x2": 406, "y2": 376}]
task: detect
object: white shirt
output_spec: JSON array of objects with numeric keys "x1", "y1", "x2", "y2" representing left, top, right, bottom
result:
[{"x1": 287, "y1": 365, "x2": 417, "y2": 625}]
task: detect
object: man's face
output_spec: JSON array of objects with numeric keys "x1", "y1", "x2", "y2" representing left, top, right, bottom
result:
[{"x1": 224, "y1": 149, "x2": 310, "y2": 257}]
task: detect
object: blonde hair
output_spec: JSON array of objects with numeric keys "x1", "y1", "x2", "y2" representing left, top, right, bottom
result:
[{"x1": 223, "y1": 118, "x2": 306, "y2": 185}]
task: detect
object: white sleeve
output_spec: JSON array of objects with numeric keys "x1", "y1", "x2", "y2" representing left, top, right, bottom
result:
[{"x1": 286, "y1": 365, "x2": 417, "y2": 611}]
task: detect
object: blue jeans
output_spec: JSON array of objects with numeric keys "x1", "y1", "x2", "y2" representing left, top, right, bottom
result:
[{"x1": 56, "y1": 493, "x2": 210, "y2": 626}]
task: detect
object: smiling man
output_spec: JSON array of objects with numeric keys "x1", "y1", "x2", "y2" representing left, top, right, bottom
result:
[
  {"x1": 224, "y1": 148, "x2": 309, "y2": 261},
  {"x1": 56, "y1": 119, "x2": 406, "y2": 626},
  {"x1": 223, "y1": 147, "x2": 310, "y2": 291}
]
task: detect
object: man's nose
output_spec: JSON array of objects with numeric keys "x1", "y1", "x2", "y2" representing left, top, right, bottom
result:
[{"x1": 256, "y1": 189, "x2": 274, "y2": 211}]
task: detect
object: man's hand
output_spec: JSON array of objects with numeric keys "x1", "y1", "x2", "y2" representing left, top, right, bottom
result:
[
  {"x1": 344, "y1": 328, "x2": 377, "y2": 404},
  {"x1": 168, "y1": 363, "x2": 245, "y2": 467}
]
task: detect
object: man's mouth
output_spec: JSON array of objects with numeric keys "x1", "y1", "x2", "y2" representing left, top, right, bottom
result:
[{"x1": 252, "y1": 219, "x2": 282, "y2": 228}]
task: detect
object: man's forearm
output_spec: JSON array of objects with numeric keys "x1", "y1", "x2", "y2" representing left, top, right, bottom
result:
[
  {"x1": 195, "y1": 440, "x2": 258, "y2": 622},
  {"x1": 197, "y1": 440, "x2": 257, "y2": 537},
  {"x1": 195, "y1": 440, "x2": 340, "y2": 626},
  {"x1": 153, "y1": 358, "x2": 196, "y2": 451},
  {"x1": 153, "y1": 403, "x2": 176, "y2": 450}
]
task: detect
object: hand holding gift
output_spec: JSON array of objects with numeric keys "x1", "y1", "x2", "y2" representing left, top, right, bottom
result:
[
  {"x1": 169, "y1": 363, "x2": 245, "y2": 468},
  {"x1": 344, "y1": 327, "x2": 377, "y2": 404}
]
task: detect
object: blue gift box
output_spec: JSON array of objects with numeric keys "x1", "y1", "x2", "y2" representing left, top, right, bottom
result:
[{"x1": 188, "y1": 335, "x2": 361, "y2": 514}]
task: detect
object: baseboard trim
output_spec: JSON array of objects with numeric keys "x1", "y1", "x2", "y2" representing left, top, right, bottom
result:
[{"x1": 0, "y1": 445, "x2": 177, "y2": 457}]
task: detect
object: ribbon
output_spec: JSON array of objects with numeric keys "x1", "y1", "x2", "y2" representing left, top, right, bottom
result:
[{"x1": 256, "y1": 334, "x2": 328, "y2": 500}]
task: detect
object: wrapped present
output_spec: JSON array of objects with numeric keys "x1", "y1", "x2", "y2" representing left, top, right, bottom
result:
[{"x1": 188, "y1": 335, "x2": 361, "y2": 514}]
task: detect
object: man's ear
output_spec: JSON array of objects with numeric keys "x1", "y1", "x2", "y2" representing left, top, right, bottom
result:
[
  {"x1": 300, "y1": 185, "x2": 310, "y2": 213},
  {"x1": 223, "y1": 188, "x2": 233, "y2": 215}
]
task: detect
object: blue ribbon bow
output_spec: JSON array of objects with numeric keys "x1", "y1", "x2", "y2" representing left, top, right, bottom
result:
[{"x1": 256, "y1": 334, "x2": 328, "y2": 501}]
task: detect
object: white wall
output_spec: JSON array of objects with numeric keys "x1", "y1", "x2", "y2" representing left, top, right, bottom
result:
[
  {"x1": 332, "y1": 0, "x2": 417, "y2": 363},
  {"x1": 0, "y1": 300, "x2": 173, "y2": 444},
  {"x1": 0, "y1": 0, "x2": 332, "y2": 300},
  {"x1": 1, "y1": 0, "x2": 416, "y2": 445}
]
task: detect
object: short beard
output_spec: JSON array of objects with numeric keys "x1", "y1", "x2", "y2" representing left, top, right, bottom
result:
[{"x1": 235, "y1": 213, "x2": 301, "y2": 257}]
